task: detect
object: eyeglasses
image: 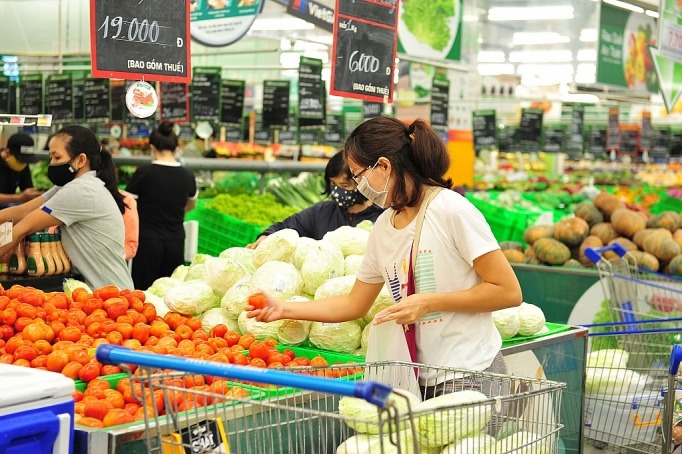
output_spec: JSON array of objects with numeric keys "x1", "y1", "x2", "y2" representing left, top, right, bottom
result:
[{"x1": 350, "y1": 164, "x2": 374, "y2": 184}]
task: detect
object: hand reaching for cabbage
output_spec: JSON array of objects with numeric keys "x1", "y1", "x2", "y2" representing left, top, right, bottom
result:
[
  {"x1": 246, "y1": 291, "x2": 285, "y2": 322},
  {"x1": 372, "y1": 293, "x2": 428, "y2": 326}
]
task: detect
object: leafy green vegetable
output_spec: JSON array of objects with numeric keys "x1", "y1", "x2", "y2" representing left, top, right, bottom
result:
[
  {"x1": 403, "y1": 0, "x2": 455, "y2": 51},
  {"x1": 205, "y1": 193, "x2": 298, "y2": 226}
]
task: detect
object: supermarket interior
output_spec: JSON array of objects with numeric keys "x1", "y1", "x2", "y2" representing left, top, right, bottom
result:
[{"x1": 1, "y1": 0, "x2": 682, "y2": 453}]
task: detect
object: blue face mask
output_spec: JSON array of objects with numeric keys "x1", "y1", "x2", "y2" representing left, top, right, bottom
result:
[{"x1": 331, "y1": 185, "x2": 362, "y2": 209}]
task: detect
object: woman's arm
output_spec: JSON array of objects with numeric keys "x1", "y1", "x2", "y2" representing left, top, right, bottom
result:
[
  {"x1": 0, "y1": 195, "x2": 47, "y2": 224},
  {"x1": 0, "y1": 208, "x2": 62, "y2": 258}
]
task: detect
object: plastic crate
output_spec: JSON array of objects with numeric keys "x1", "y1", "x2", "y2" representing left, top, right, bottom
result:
[
  {"x1": 501, "y1": 322, "x2": 572, "y2": 347},
  {"x1": 190, "y1": 201, "x2": 266, "y2": 255}
]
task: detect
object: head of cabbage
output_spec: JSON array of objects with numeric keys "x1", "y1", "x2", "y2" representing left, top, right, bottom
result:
[
  {"x1": 202, "y1": 257, "x2": 251, "y2": 297},
  {"x1": 220, "y1": 276, "x2": 254, "y2": 319},
  {"x1": 237, "y1": 311, "x2": 283, "y2": 340},
  {"x1": 300, "y1": 240, "x2": 345, "y2": 295},
  {"x1": 323, "y1": 226, "x2": 370, "y2": 256},
  {"x1": 308, "y1": 321, "x2": 362, "y2": 354},
  {"x1": 253, "y1": 229, "x2": 299, "y2": 267},
  {"x1": 219, "y1": 247, "x2": 256, "y2": 273},
  {"x1": 164, "y1": 280, "x2": 219, "y2": 316},
  {"x1": 251, "y1": 261, "x2": 303, "y2": 301}
]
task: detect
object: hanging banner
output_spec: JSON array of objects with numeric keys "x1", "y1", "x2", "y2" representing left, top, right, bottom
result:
[
  {"x1": 397, "y1": 0, "x2": 462, "y2": 62},
  {"x1": 190, "y1": 0, "x2": 264, "y2": 47},
  {"x1": 650, "y1": 0, "x2": 682, "y2": 111},
  {"x1": 287, "y1": 0, "x2": 334, "y2": 32}
]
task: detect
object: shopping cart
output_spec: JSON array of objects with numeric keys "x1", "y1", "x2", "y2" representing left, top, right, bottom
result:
[
  {"x1": 96, "y1": 344, "x2": 565, "y2": 454},
  {"x1": 586, "y1": 244, "x2": 682, "y2": 322},
  {"x1": 663, "y1": 344, "x2": 682, "y2": 454},
  {"x1": 582, "y1": 318, "x2": 682, "y2": 454}
]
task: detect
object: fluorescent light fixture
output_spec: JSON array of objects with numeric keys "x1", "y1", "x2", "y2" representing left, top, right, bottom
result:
[
  {"x1": 280, "y1": 52, "x2": 302, "y2": 69},
  {"x1": 509, "y1": 50, "x2": 573, "y2": 63},
  {"x1": 477, "y1": 63, "x2": 515, "y2": 75},
  {"x1": 463, "y1": 14, "x2": 479, "y2": 22},
  {"x1": 562, "y1": 93, "x2": 600, "y2": 103},
  {"x1": 580, "y1": 28, "x2": 598, "y2": 42},
  {"x1": 251, "y1": 18, "x2": 315, "y2": 31},
  {"x1": 603, "y1": 0, "x2": 644, "y2": 14},
  {"x1": 645, "y1": 10, "x2": 659, "y2": 18},
  {"x1": 577, "y1": 49, "x2": 597, "y2": 61},
  {"x1": 513, "y1": 32, "x2": 570, "y2": 45},
  {"x1": 488, "y1": 6, "x2": 574, "y2": 21},
  {"x1": 477, "y1": 51, "x2": 506, "y2": 63},
  {"x1": 517, "y1": 63, "x2": 574, "y2": 75}
]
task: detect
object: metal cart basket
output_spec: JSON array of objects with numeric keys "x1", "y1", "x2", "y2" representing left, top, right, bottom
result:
[{"x1": 96, "y1": 345, "x2": 565, "y2": 454}]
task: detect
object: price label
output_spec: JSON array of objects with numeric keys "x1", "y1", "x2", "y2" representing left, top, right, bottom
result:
[{"x1": 0, "y1": 222, "x2": 12, "y2": 248}]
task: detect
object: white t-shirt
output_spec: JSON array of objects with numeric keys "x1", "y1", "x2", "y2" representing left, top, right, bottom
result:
[{"x1": 357, "y1": 189, "x2": 501, "y2": 383}]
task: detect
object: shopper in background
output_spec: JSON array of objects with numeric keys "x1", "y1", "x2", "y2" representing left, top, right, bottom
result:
[
  {"x1": 119, "y1": 189, "x2": 139, "y2": 261},
  {"x1": 248, "y1": 117, "x2": 522, "y2": 397},
  {"x1": 126, "y1": 120, "x2": 197, "y2": 290},
  {"x1": 246, "y1": 151, "x2": 383, "y2": 249},
  {"x1": 0, "y1": 125, "x2": 133, "y2": 289},
  {"x1": 0, "y1": 133, "x2": 43, "y2": 208}
]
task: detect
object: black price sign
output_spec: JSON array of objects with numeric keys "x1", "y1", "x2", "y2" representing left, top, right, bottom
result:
[
  {"x1": 299, "y1": 57, "x2": 325, "y2": 120},
  {"x1": 587, "y1": 128, "x2": 608, "y2": 159},
  {"x1": 251, "y1": 113, "x2": 273, "y2": 144},
  {"x1": 566, "y1": 106, "x2": 584, "y2": 159},
  {"x1": 430, "y1": 78, "x2": 449, "y2": 129},
  {"x1": 220, "y1": 80, "x2": 245, "y2": 125},
  {"x1": 90, "y1": 0, "x2": 190, "y2": 83},
  {"x1": 330, "y1": 0, "x2": 398, "y2": 103},
  {"x1": 110, "y1": 79, "x2": 126, "y2": 122},
  {"x1": 472, "y1": 110, "x2": 497, "y2": 151},
  {"x1": 670, "y1": 131, "x2": 682, "y2": 158},
  {"x1": 324, "y1": 112, "x2": 345, "y2": 144},
  {"x1": 607, "y1": 107, "x2": 620, "y2": 152},
  {"x1": 84, "y1": 77, "x2": 111, "y2": 123},
  {"x1": 518, "y1": 108, "x2": 543, "y2": 152},
  {"x1": 160, "y1": 82, "x2": 189, "y2": 123},
  {"x1": 19, "y1": 74, "x2": 44, "y2": 116},
  {"x1": 8, "y1": 83, "x2": 17, "y2": 116},
  {"x1": 640, "y1": 112, "x2": 652, "y2": 151},
  {"x1": 262, "y1": 80, "x2": 290, "y2": 129},
  {"x1": 192, "y1": 67, "x2": 221, "y2": 122},
  {"x1": 0, "y1": 76, "x2": 10, "y2": 115},
  {"x1": 543, "y1": 128, "x2": 565, "y2": 153},
  {"x1": 46, "y1": 75, "x2": 73, "y2": 122},
  {"x1": 619, "y1": 126, "x2": 639, "y2": 157},
  {"x1": 498, "y1": 126, "x2": 516, "y2": 152},
  {"x1": 72, "y1": 78, "x2": 85, "y2": 121},
  {"x1": 651, "y1": 128, "x2": 670, "y2": 161},
  {"x1": 363, "y1": 101, "x2": 383, "y2": 119}
]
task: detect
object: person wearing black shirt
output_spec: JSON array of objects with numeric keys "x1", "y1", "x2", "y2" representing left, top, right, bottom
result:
[
  {"x1": 126, "y1": 121, "x2": 197, "y2": 290},
  {"x1": 247, "y1": 152, "x2": 383, "y2": 248},
  {"x1": 0, "y1": 133, "x2": 43, "y2": 208}
]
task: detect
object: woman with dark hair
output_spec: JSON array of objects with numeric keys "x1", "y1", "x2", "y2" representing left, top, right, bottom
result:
[
  {"x1": 0, "y1": 125, "x2": 133, "y2": 289},
  {"x1": 249, "y1": 117, "x2": 522, "y2": 397},
  {"x1": 246, "y1": 151, "x2": 383, "y2": 249},
  {"x1": 126, "y1": 120, "x2": 197, "y2": 290}
]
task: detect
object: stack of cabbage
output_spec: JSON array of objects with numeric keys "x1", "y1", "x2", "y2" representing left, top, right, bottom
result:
[
  {"x1": 491, "y1": 303, "x2": 547, "y2": 341},
  {"x1": 146, "y1": 224, "x2": 389, "y2": 355},
  {"x1": 584, "y1": 349, "x2": 651, "y2": 396}
]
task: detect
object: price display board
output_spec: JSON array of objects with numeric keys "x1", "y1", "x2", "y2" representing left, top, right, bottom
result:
[
  {"x1": 498, "y1": 126, "x2": 516, "y2": 152},
  {"x1": 19, "y1": 74, "x2": 43, "y2": 115},
  {"x1": 110, "y1": 79, "x2": 126, "y2": 122},
  {"x1": 220, "y1": 80, "x2": 245, "y2": 126},
  {"x1": 324, "y1": 112, "x2": 345, "y2": 144},
  {"x1": 619, "y1": 125, "x2": 639, "y2": 158},
  {"x1": 472, "y1": 110, "x2": 497, "y2": 152},
  {"x1": 0, "y1": 76, "x2": 9, "y2": 115},
  {"x1": 651, "y1": 128, "x2": 671, "y2": 162},
  {"x1": 430, "y1": 78, "x2": 449, "y2": 130},
  {"x1": 606, "y1": 107, "x2": 620, "y2": 153},
  {"x1": 587, "y1": 127, "x2": 608, "y2": 160},
  {"x1": 542, "y1": 127, "x2": 565, "y2": 153},
  {"x1": 566, "y1": 106, "x2": 584, "y2": 159},
  {"x1": 90, "y1": 0, "x2": 190, "y2": 82},
  {"x1": 330, "y1": 0, "x2": 399, "y2": 102},
  {"x1": 46, "y1": 75, "x2": 73, "y2": 122},
  {"x1": 670, "y1": 131, "x2": 682, "y2": 158},
  {"x1": 191, "y1": 67, "x2": 221, "y2": 122},
  {"x1": 262, "y1": 80, "x2": 290, "y2": 129},
  {"x1": 517, "y1": 108, "x2": 543, "y2": 152},
  {"x1": 363, "y1": 101, "x2": 383, "y2": 119},
  {"x1": 640, "y1": 111, "x2": 652, "y2": 152},
  {"x1": 72, "y1": 78, "x2": 85, "y2": 121},
  {"x1": 244, "y1": 113, "x2": 272, "y2": 144},
  {"x1": 84, "y1": 77, "x2": 111, "y2": 123},
  {"x1": 160, "y1": 82, "x2": 189, "y2": 123},
  {"x1": 299, "y1": 57, "x2": 324, "y2": 120}
]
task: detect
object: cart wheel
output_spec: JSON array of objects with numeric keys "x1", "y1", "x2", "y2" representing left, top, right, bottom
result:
[{"x1": 588, "y1": 439, "x2": 607, "y2": 450}]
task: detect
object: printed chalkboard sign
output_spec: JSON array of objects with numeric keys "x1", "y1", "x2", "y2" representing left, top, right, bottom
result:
[
  {"x1": 84, "y1": 77, "x2": 111, "y2": 123},
  {"x1": 191, "y1": 67, "x2": 221, "y2": 122},
  {"x1": 498, "y1": 126, "x2": 516, "y2": 152},
  {"x1": 262, "y1": 80, "x2": 290, "y2": 129},
  {"x1": 19, "y1": 74, "x2": 43, "y2": 115},
  {"x1": 160, "y1": 82, "x2": 189, "y2": 123},
  {"x1": 109, "y1": 79, "x2": 126, "y2": 122},
  {"x1": 299, "y1": 57, "x2": 324, "y2": 120},
  {"x1": 220, "y1": 80, "x2": 245, "y2": 125},
  {"x1": 324, "y1": 112, "x2": 345, "y2": 144},
  {"x1": 606, "y1": 107, "x2": 620, "y2": 152},
  {"x1": 587, "y1": 128, "x2": 608, "y2": 159},
  {"x1": 566, "y1": 106, "x2": 584, "y2": 159},
  {"x1": 430, "y1": 78, "x2": 449, "y2": 129},
  {"x1": 543, "y1": 128, "x2": 565, "y2": 153},
  {"x1": 330, "y1": 0, "x2": 398, "y2": 102},
  {"x1": 0, "y1": 76, "x2": 10, "y2": 115},
  {"x1": 472, "y1": 110, "x2": 496, "y2": 151},
  {"x1": 517, "y1": 108, "x2": 543, "y2": 152},
  {"x1": 46, "y1": 75, "x2": 73, "y2": 122},
  {"x1": 363, "y1": 101, "x2": 383, "y2": 119},
  {"x1": 72, "y1": 78, "x2": 85, "y2": 121},
  {"x1": 90, "y1": 0, "x2": 190, "y2": 83},
  {"x1": 651, "y1": 128, "x2": 670, "y2": 161},
  {"x1": 619, "y1": 126, "x2": 639, "y2": 157}
]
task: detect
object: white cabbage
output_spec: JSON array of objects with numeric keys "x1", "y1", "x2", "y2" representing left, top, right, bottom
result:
[
  {"x1": 361, "y1": 323, "x2": 371, "y2": 351},
  {"x1": 218, "y1": 247, "x2": 256, "y2": 273},
  {"x1": 363, "y1": 285, "x2": 394, "y2": 325},
  {"x1": 336, "y1": 434, "x2": 386, "y2": 454},
  {"x1": 202, "y1": 257, "x2": 250, "y2": 297},
  {"x1": 344, "y1": 255, "x2": 365, "y2": 276},
  {"x1": 147, "y1": 277, "x2": 182, "y2": 297},
  {"x1": 237, "y1": 310, "x2": 283, "y2": 340},
  {"x1": 190, "y1": 253, "x2": 211, "y2": 265},
  {"x1": 323, "y1": 225, "x2": 370, "y2": 256},
  {"x1": 314, "y1": 274, "x2": 356, "y2": 299},
  {"x1": 253, "y1": 229, "x2": 299, "y2": 267},
  {"x1": 220, "y1": 276, "x2": 253, "y2": 318},
  {"x1": 186, "y1": 263, "x2": 206, "y2": 281},
  {"x1": 586, "y1": 349, "x2": 630, "y2": 369},
  {"x1": 293, "y1": 237, "x2": 318, "y2": 270},
  {"x1": 142, "y1": 291, "x2": 171, "y2": 318},
  {"x1": 276, "y1": 296, "x2": 312, "y2": 346},
  {"x1": 170, "y1": 265, "x2": 189, "y2": 281},
  {"x1": 251, "y1": 261, "x2": 303, "y2": 300},
  {"x1": 441, "y1": 434, "x2": 496, "y2": 454},
  {"x1": 339, "y1": 389, "x2": 421, "y2": 434},
  {"x1": 308, "y1": 321, "x2": 362, "y2": 353},
  {"x1": 492, "y1": 307, "x2": 521, "y2": 339},
  {"x1": 356, "y1": 220, "x2": 374, "y2": 232},
  {"x1": 517, "y1": 303, "x2": 546, "y2": 336},
  {"x1": 63, "y1": 278, "x2": 93, "y2": 297},
  {"x1": 200, "y1": 308, "x2": 233, "y2": 332},
  {"x1": 300, "y1": 240, "x2": 345, "y2": 295},
  {"x1": 585, "y1": 367, "x2": 649, "y2": 395},
  {"x1": 164, "y1": 280, "x2": 219, "y2": 316}
]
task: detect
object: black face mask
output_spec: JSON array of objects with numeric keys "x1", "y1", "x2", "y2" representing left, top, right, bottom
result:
[{"x1": 47, "y1": 159, "x2": 77, "y2": 187}]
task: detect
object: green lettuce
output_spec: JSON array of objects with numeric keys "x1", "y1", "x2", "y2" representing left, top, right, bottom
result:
[{"x1": 403, "y1": 0, "x2": 455, "y2": 51}]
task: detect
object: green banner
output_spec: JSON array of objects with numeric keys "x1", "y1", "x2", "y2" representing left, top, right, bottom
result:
[
  {"x1": 397, "y1": 0, "x2": 462, "y2": 61},
  {"x1": 597, "y1": 2, "x2": 658, "y2": 93},
  {"x1": 650, "y1": 0, "x2": 682, "y2": 112}
]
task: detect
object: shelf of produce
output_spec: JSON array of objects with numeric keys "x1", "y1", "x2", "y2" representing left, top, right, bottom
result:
[{"x1": 0, "y1": 272, "x2": 84, "y2": 292}]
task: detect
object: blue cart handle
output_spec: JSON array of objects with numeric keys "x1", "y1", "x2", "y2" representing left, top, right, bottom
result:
[
  {"x1": 670, "y1": 344, "x2": 682, "y2": 376},
  {"x1": 585, "y1": 243, "x2": 628, "y2": 264},
  {"x1": 96, "y1": 344, "x2": 392, "y2": 408}
]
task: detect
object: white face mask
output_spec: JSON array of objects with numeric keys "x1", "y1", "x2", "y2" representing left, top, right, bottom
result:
[{"x1": 356, "y1": 163, "x2": 390, "y2": 208}]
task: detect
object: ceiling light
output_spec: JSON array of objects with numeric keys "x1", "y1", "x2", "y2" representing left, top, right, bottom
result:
[
  {"x1": 603, "y1": 0, "x2": 644, "y2": 14},
  {"x1": 517, "y1": 63, "x2": 574, "y2": 75},
  {"x1": 477, "y1": 63, "x2": 515, "y2": 75},
  {"x1": 488, "y1": 6, "x2": 574, "y2": 21},
  {"x1": 250, "y1": 18, "x2": 315, "y2": 31},
  {"x1": 580, "y1": 28, "x2": 598, "y2": 42},
  {"x1": 645, "y1": 10, "x2": 659, "y2": 18},
  {"x1": 477, "y1": 51, "x2": 506, "y2": 63},
  {"x1": 577, "y1": 49, "x2": 597, "y2": 61},
  {"x1": 463, "y1": 14, "x2": 479, "y2": 22},
  {"x1": 512, "y1": 32, "x2": 570, "y2": 45},
  {"x1": 509, "y1": 50, "x2": 573, "y2": 63}
]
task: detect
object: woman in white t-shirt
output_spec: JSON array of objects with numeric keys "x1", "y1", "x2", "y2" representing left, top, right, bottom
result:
[{"x1": 248, "y1": 116, "x2": 522, "y2": 398}]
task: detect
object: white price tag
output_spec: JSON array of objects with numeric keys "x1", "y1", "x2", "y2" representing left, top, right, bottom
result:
[{"x1": 0, "y1": 222, "x2": 12, "y2": 247}]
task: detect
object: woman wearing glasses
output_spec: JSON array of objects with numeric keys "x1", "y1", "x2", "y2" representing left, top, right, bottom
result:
[{"x1": 248, "y1": 116, "x2": 521, "y2": 398}]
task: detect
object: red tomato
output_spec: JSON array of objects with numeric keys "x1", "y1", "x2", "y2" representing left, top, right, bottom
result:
[{"x1": 248, "y1": 292, "x2": 266, "y2": 310}]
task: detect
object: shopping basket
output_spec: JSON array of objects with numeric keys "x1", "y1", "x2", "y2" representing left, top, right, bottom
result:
[
  {"x1": 582, "y1": 318, "x2": 682, "y2": 453},
  {"x1": 663, "y1": 344, "x2": 682, "y2": 454},
  {"x1": 586, "y1": 244, "x2": 682, "y2": 322},
  {"x1": 96, "y1": 345, "x2": 565, "y2": 454}
]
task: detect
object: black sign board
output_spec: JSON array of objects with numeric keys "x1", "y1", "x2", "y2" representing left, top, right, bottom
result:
[
  {"x1": 430, "y1": 78, "x2": 449, "y2": 129},
  {"x1": 46, "y1": 75, "x2": 73, "y2": 122},
  {"x1": 160, "y1": 82, "x2": 189, "y2": 123},
  {"x1": 670, "y1": 131, "x2": 682, "y2": 158},
  {"x1": 472, "y1": 110, "x2": 497, "y2": 151},
  {"x1": 249, "y1": 113, "x2": 273, "y2": 144},
  {"x1": 8, "y1": 82, "x2": 17, "y2": 116},
  {"x1": 262, "y1": 80, "x2": 290, "y2": 129},
  {"x1": 287, "y1": 0, "x2": 334, "y2": 32},
  {"x1": 72, "y1": 78, "x2": 85, "y2": 121},
  {"x1": 619, "y1": 127, "x2": 639, "y2": 157},
  {"x1": 0, "y1": 76, "x2": 10, "y2": 115},
  {"x1": 90, "y1": 0, "x2": 190, "y2": 83},
  {"x1": 345, "y1": 112, "x2": 363, "y2": 136},
  {"x1": 299, "y1": 57, "x2": 325, "y2": 120},
  {"x1": 606, "y1": 107, "x2": 620, "y2": 152},
  {"x1": 517, "y1": 108, "x2": 543, "y2": 152},
  {"x1": 192, "y1": 67, "x2": 221, "y2": 122},
  {"x1": 330, "y1": 0, "x2": 398, "y2": 102},
  {"x1": 651, "y1": 128, "x2": 670, "y2": 161},
  {"x1": 220, "y1": 80, "x2": 245, "y2": 125},
  {"x1": 543, "y1": 128, "x2": 565, "y2": 153},
  {"x1": 109, "y1": 79, "x2": 126, "y2": 122},
  {"x1": 19, "y1": 74, "x2": 44, "y2": 116},
  {"x1": 587, "y1": 127, "x2": 608, "y2": 159},
  {"x1": 324, "y1": 112, "x2": 345, "y2": 144},
  {"x1": 363, "y1": 101, "x2": 383, "y2": 119},
  {"x1": 566, "y1": 106, "x2": 584, "y2": 159},
  {"x1": 498, "y1": 126, "x2": 516, "y2": 152},
  {"x1": 84, "y1": 77, "x2": 111, "y2": 122},
  {"x1": 640, "y1": 113, "x2": 652, "y2": 151}
]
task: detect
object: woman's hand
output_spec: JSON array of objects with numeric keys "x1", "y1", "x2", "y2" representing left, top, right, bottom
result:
[
  {"x1": 245, "y1": 235, "x2": 266, "y2": 250},
  {"x1": 245, "y1": 292, "x2": 285, "y2": 322},
  {"x1": 372, "y1": 293, "x2": 429, "y2": 325}
]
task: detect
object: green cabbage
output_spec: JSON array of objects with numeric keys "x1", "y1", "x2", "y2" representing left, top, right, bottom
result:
[
  {"x1": 147, "y1": 277, "x2": 182, "y2": 297},
  {"x1": 363, "y1": 285, "x2": 394, "y2": 325},
  {"x1": 441, "y1": 433, "x2": 496, "y2": 454},
  {"x1": 402, "y1": 0, "x2": 455, "y2": 51},
  {"x1": 237, "y1": 310, "x2": 283, "y2": 340},
  {"x1": 200, "y1": 307, "x2": 233, "y2": 332},
  {"x1": 253, "y1": 228, "x2": 299, "y2": 267},
  {"x1": 585, "y1": 367, "x2": 648, "y2": 395},
  {"x1": 338, "y1": 389, "x2": 421, "y2": 434},
  {"x1": 164, "y1": 280, "x2": 219, "y2": 316},
  {"x1": 186, "y1": 263, "x2": 206, "y2": 281},
  {"x1": 170, "y1": 265, "x2": 189, "y2": 281},
  {"x1": 586, "y1": 349, "x2": 629, "y2": 368},
  {"x1": 494, "y1": 432, "x2": 552, "y2": 454},
  {"x1": 63, "y1": 278, "x2": 93, "y2": 297},
  {"x1": 142, "y1": 291, "x2": 171, "y2": 318},
  {"x1": 251, "y1": 261, "x2": 303, "y2": 300},
  {"x1": 344, "y1": 255, "x2": 364, "y2": 276},
  {"x1": 276, "y1": 296, "x2": 312, "y2": 346},
  {"x1": 517, "y1": 303, "x2": 546, "y2": 336},
  {"x1": 308, "y1": 321, "x2": 362, "y2": 353},
  {"x1": 203, "y1": 257, "x2": 251, "y2": 297},
  {"x1": 218, "y1": 247, "x2": 256, "y2": 273},
  {"x1": 356, "y1": 220, "x2": 374, "y2": 232},
  {"x1": 323, "y1": 226, "x2": 370, "y2": 256},
  {"x1": 300, "y1": 240, "x2": 345, "y2": 295},
  {"x1": 336, "y1": 434, "x2": 387, "y2": 454},
  {"x1": 314, "y1": 275, "x2": 356, "y2": 299},
  {"x1": 293, "y1": 237, "x2": 318, "y2": 270},
  {"x1": 492, "y1": 307, "x2": 520, "y2": 339},
  {"x1": 220, "y1": 276, "x2": 253, "y2": 318}
]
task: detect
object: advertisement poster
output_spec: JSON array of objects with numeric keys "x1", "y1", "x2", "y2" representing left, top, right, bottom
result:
[
  {"x1": 396, "y1": 0, "x2": 462, "y2": 62},
  {"x1": 190, "y1": 0, "x2": 263, "y2": 47},
  {"x1": 596, "y1": 2, "x2": 658, "y2": 93},
  {"x1": 650, "y1": 0, "x2": 682, "y2": 112}
]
